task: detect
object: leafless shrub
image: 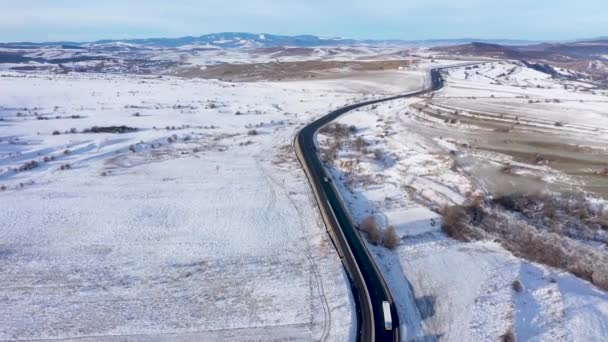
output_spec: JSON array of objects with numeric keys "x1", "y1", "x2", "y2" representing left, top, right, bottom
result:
[
  {"x1": 592, "y1": 263, "x2": 608, "y2": 290},
  {"x1": 322, "y1": 140, "x2": 342, "y2": 164},
  {"x1": 320, "y1": 123, "x2": 355, "y2": 138},
  {"x1": 18, "y1": 160, "x2": 39, "y2": 172},
  {"x1": 52, "y1": 130, "x2": 61, "y2": 135},
  {"x1": 354, "y1": 136, "x2": 368, "y2": 151},
  {"x1": 360, "y1": 216, "x2": 382, "y2": 245},
  {"x1": 383, "y1": 226, "x2": 400, "y2": 249},
  {"x1": 460, "y1": 192, "x2": 608, "y2": 290},
  {"x1": 493, "y1": 193, "x2": 599, "y2": 225},
  {"x1": 373, "y1": 148, "x2": 384, "y2": 161},
  {"x1": 439, "y1": 194, "x2": 486, "y2": 240},
  {"x1": 466, "y1": 196, "x2": 486, "y2": 224},
  {"x1": 512, "y1": 279, "x2": 523, "y2": 293},
  {"x1": 532, "y1": 153, "x2": 548, "y2": 164},
  {"x1": 448, "y1": 160, "x2": 458, "y2": 172},
  {"x1": 598, "y1": 212, "x2": 608, "y2": 231},
  {"x1": 542, "y1": 199, "x2": 556, "y2": 219},
  {"x1": 84, "y1": 126, "x2": 137, "y2": 134},
  {"x1": 500, "y1": 329, "x2": 516, "y2": 342},
  {"x1": 518, "y1": 232, "x2": 573, "y2": 275},
  {"x1": 493, "y1": 195, "x2": 532, "y2": 212},
  {"x1": 597, "y1": 167, "x2": 608, "y2": 177},
  {"x1": 566, "y1": 198, "x2": 590, "y2": 220},
  {"x1": 440, "y1": 205, "x2": 469, "y2": 241},
  {"x1": 500, "y1": 164, "x2": 515, "y2": 175},
  {"x1": 322, "y1": 149, "x2": 336, "y2": 163}
]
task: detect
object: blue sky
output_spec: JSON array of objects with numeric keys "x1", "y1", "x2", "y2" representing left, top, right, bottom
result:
[{"x1": 1, "y1": 0, "x2": 606, "y2": 42}]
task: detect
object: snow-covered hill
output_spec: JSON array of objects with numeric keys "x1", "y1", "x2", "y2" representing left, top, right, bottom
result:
[{"x1": 1, "y1": 32, "x2": 541, "y2": 49}]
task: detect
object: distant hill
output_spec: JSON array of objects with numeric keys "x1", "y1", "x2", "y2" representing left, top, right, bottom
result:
[
  {"x1": 431, "y1": 40, "x2": 608, "y2": 62},
  {"x1": 430, "y1": 40, "x2": 608, "y2": 82},
  {"x1": 0, "y1": 32, "x2": 541, "y2": 49},
  {"x1": 430, "y1": 42, "x2": 527, "y2": 59}
]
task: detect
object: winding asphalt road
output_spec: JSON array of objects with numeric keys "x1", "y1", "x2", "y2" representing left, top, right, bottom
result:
[{"x1": 294, "y1": 69, "x2": 444, "y2": 341}]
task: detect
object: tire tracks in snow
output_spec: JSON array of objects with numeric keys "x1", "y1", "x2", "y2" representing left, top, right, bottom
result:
[{"x1": 254, "y1": 156, "x2": 333, "y2": 342}]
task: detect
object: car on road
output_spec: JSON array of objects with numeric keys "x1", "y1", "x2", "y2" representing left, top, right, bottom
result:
[{"x1": 383, "y1": 301, "x2": 393, "y2": 331}]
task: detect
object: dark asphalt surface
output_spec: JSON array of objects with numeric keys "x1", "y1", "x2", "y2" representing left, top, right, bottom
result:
[{"x1": 295, "y1": 69, "x2": 444, "y2": 342}]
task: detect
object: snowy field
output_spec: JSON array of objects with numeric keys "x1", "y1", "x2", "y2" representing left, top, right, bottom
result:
[
  {"x1": 318, "y1": 62, "x2": 608, "y2": 341},
  {"x1": 436, "y1": 61, "x2": 608, "y2": 129},
  {"x1": 429, "y1": 61, "x2": 608, "y2": 197},
  {"x1": 3, "y1": 48, "x2": 607, "y2": 342},
  {"x1": 0, "y1": 69, "x2": 424, "y2": 341}
]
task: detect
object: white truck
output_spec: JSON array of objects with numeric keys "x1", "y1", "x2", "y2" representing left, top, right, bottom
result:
[{"x1": 382, "y1": 301, "x2": 393, "y2": 331}]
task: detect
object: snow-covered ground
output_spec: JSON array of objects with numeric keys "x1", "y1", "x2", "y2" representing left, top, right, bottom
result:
[
  {"x1": 436, "y1": 61, "x2": 608, "y2": 129},
  {"x1": 0, "y1": 69, "x2": 423, "y2": 340},
  {"x1": 3, "y1": 47, "x2": 607, "y2": 341},
  {"x1": 0, "y1": 43, "x2": 471, "y2": 78},
  {"x1": 318, "y1": 62, "x2": 608, "y2": 341}
]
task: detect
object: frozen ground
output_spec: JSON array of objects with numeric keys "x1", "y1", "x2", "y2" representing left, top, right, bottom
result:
[
  {"x1": 0, "y1": 69, "x2": 423, "y2": 341},
  {"x1": 318, "y1": 62, "x2": 608, "y2": 341},
  {"x1": 0, "y1": 45, "x2": 417, "y2": 76},
  {"x1": 431, "y1": 62, "x2": 608, "y2": 198}
]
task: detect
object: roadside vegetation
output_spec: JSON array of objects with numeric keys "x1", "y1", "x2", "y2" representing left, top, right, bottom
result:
[
  {"x1": 440, "y1": 192, "x2": 608, "y2": 290},
  {"x1": 360, "y1": 216, "x2": 400, "y2": 249},
  {"x1": 319, "y1": 123, "x2": 358, "y2": 163},
  {"x1": 319, "y1": 123, "x2": 400, "y2": 249}
]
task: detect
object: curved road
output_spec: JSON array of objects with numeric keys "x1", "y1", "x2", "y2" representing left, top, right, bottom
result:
[{"x1": 295, "y1": 69, "x2": 444, "y2": 341}]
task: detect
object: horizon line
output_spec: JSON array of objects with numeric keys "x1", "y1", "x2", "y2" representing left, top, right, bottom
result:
[{"x1": 2, "y1": 31, "x2": 606, "y2": 45}]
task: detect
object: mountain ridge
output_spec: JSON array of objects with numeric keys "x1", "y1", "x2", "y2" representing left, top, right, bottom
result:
[{"x1": 1, "y1": 32, "x2": 545, "y2": 48}]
